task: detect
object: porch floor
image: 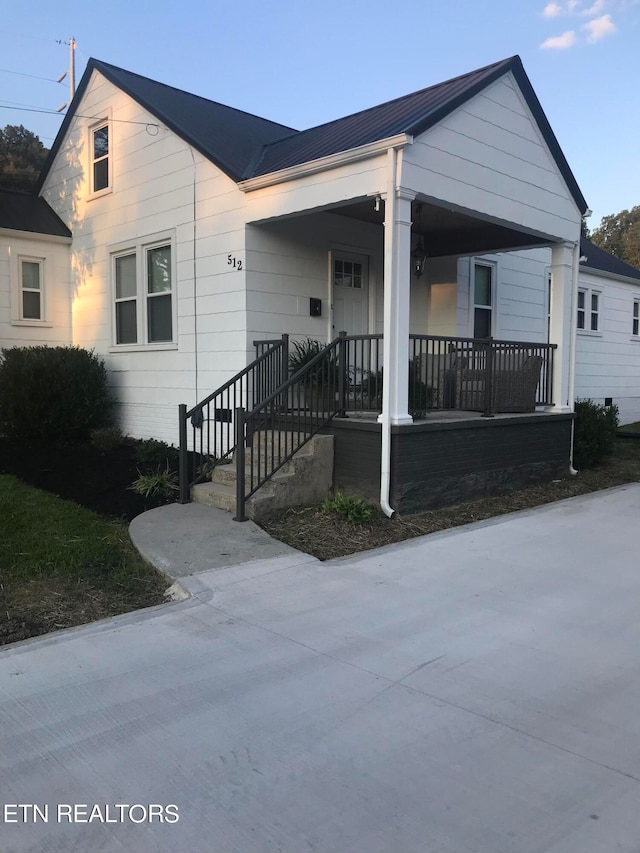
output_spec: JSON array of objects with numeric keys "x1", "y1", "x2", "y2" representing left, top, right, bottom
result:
[{"x1": 341, "y1": 408, "x2": 558, "y2": 425}]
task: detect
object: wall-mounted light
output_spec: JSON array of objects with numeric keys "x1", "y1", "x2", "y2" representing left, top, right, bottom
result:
[{"x1": 411, "y1": 203, "x2": 428, "y2": 279}]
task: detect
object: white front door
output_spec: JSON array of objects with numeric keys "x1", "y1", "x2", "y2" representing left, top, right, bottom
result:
[{"x1": 332, "y1": 251, "x2": 369, "y2": 336}]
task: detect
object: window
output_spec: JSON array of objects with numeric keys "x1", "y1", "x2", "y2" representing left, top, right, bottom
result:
[
  {"x1": 472, "y1": 263, "x2": 493, "y2": 338},
  {"x1": 91, "y1": 122, "x2": 110, "y2": 193},
  {"x1": 577, "y1": 288, "x2": 600, "y2": 332},
  {"x1": 19, "y1": 257, "x2": 43, "y2": 320},
  {"x1": 112, "y1": 238, "x2": 174, "y2": 347},
  {"x1": 633, "y1": 300, "x2": 640, "y2": 337},
  {"x1": 333, "y1": 258, "x2": 363, "y2": 289}
]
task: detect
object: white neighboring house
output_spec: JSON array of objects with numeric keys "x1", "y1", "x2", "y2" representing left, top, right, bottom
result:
[
  {"x1": 2, "y1": 53, "x2": 621, "y2": 512},
  {"x1": 574, "y1": 239, "x2": 640, "y2": 425}
]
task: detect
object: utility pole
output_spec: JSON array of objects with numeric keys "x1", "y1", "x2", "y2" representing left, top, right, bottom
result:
[{"x1": 55, "y1": 37, "x2": 76, "y2": 112}]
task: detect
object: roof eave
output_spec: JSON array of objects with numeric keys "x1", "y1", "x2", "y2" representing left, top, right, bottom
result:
[
  {"x1": 239, "y1": 133, "x2": 412, "y2": 191},
  {"x1": 0, "y1": 227, "x2": 72, "y2": 243},
  {"x1": 579, "y1": 264, "x2": 640, "y2": 286}
]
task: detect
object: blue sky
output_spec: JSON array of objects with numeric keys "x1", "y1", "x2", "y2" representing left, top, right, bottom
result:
[{"x1": 2, "y1": 0, "x2": 639, "y2": 227}]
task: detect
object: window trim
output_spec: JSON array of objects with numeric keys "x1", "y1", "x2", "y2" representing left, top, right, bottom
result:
[
  {"x1": 577, "y1": 286, "x2": 601, "y2": 335},
  {"x1": 470, "y1": 260, "x2": 495, "y2": 339},
  {"x1": 88, "y1": 116, "x2": 112, "y2": 199},
  {"x1": 632, "y1": 297, "x2": 640, "y2": 339},
  {"x1": 16, "y1": 255, "x2": 46, "y2": 324},
  {"x1": 109, "y1": 233, "x2": 177, "y2": 351}
]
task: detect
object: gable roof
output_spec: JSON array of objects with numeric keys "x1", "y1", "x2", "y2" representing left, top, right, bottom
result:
[
  {"x1": 37, "y1": 55, "x2": 587, "y2": 214},
  {"x1": 0, "y1": 188, "x2": 71, "y2": 237},
  {"x1": 580, "y1": 237, "x2": 640, "y2": 282}
]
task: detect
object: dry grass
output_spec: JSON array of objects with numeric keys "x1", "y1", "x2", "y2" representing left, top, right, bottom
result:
[{"x1": 260, "y1": 438, "x2": 640, "y2": 561}]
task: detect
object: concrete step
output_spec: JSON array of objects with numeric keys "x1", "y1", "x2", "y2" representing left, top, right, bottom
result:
[{"x1": 191, "y1": 481, "x2": 236, "y2": 513}]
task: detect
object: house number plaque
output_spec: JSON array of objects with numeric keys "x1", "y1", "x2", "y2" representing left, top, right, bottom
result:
[{"x1": 227, "y1": 254, "x2": 243, "y2": 271}]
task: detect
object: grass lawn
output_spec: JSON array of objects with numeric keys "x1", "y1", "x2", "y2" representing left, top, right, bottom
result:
[
  {"x1": 619, "y1": 421, "x2": 640, "y2": 433},
  {"x1": 0, "y1": 474, "x2": 166, "y2": 647},
  {"x1": 260, "y1": 437, "x2": 640, "y2": 561}
]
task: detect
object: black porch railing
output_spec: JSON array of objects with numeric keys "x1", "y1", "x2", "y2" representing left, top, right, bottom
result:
[
  {"x1": 179, "y1": 332, "x2": 556, "y2": 515},
  {"x1": 178, "y1": 334, "x2": 288, "y2": 503}
]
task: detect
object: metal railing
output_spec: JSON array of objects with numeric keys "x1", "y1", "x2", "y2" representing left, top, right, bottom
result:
[
  {"x1": 234, "y1": 336, "x2": 345, "y2": 521},
  {"x1": 178, "y1": 335, "x2": 288, "y2": 503}
]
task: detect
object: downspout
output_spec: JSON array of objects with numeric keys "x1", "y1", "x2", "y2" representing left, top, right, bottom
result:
[
  {"x1": 568, "y1": 239, "x2": 580, "y2": 474},
  {"x1": 379, "y1": 147, "x2": 398, "y2": 518},
  {"x1": 189, "y1": 148, "x2": 199, "y2": 402}
]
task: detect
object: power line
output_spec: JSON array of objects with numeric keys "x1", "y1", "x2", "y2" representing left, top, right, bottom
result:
[
  {"x1": 0, "y1": 103, "x2": 163, "y2": 129},
  {"x1": 0, "y1": 67, "x2": 63, "y2": 84}
]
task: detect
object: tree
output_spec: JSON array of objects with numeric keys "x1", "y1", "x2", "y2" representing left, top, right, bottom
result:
[
  {"x1": 0, "y1": 125, "x2": 49, "y2": 192},
  {"x1": 589, "y1": 205, "x2": 640, "y2": 270}
]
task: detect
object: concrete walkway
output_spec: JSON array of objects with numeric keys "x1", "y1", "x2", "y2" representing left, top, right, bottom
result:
[{"x1": 2, "y1": 485, "x2": 640, "y2": 851}]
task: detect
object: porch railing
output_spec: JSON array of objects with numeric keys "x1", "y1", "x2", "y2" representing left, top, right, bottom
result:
[{"x1": 178, "y1": 334, "x2": 288, "y2": 503}]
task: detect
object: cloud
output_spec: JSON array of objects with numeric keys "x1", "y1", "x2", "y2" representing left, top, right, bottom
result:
[
  {"x1": 584, "y1": 12, "x2": 617, "y2": 38},
  {"x1": 541, "y1": 29, "x2": 578, "y2": 47},
  {"x1": 581, "y1": 0, "x2": 607, "y2": 15},
  {"x1": 543, "y1": 2, "x2": 563, "y2": 15}
]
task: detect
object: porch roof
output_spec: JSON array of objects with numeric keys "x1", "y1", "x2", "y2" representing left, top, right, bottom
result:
[{"x1": 0, "y1": 188, "x2": 71, "y2": 237}]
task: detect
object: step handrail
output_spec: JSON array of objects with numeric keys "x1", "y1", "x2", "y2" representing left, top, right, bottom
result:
[
  {"x1": 233, "y1": 334, "x2": 347, "y2": 521},
  {"x1": 179, "y1": 334, "x2": 288, "y2": 503}
]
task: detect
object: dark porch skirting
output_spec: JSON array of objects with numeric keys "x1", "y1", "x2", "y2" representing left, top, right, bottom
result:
[{"x1": 322, "y1": 412, "x2": 574, "y2": 514}]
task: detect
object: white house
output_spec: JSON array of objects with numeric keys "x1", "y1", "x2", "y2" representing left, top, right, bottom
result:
[{"x1": 2, "y1": 54, "x2": 611, "y2": 513}]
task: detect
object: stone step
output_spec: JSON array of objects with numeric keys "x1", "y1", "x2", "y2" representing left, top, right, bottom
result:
[{"x1": 191, "y1": 481, "x2": 236, "y2": 513}]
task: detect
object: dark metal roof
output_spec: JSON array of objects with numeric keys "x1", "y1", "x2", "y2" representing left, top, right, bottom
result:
[
  {"x1": 0, "y1": 189, "x2": 71, "y2": 237},
  {"x1": 580, "y1": 237, "x2": 640, "y2": 281},
  {"x1": 36, "y1": 60, "x2": 297, "y2": 190},
  {"x1": 36, "y1": 55, "x2": 587, "y2": 215}
]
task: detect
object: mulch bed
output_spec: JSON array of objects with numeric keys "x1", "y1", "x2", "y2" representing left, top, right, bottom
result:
[{"x1": 0, "y1": 438, "x2": 149, "y2": 521}]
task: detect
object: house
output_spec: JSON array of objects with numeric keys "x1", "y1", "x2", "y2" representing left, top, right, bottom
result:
[{"x1": 1, "y1": 54, "x2": 602, "y2": 514}]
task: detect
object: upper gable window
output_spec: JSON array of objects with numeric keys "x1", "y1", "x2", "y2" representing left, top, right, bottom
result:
[{"x1": 91, "y1": 121, "x2": 110, "y2": 194}]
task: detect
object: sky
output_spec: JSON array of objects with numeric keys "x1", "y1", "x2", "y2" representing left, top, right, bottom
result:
[{"x1": 1, "y1": 0, "x2": 639, "y2": 228}]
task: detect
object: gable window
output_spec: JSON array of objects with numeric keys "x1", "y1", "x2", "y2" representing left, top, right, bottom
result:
[
  {"x1": 112, "y1": 236, "x2": 175, "y2": 348},
  {"x1": 577, "y1": 287, "x2": 600, "y2": 332},
  {"x1": 91, "y1": 122, "x2": 110, "y2": 194},
  {"x1": 633, "y1": 300, "x2": 639, "y2": 337},
  {"x1": 472, "y1": 262, "x2": 494, "y2": 338},
  {"x1": 20, "y1": 257, "x2": 43, "y2": 320}
]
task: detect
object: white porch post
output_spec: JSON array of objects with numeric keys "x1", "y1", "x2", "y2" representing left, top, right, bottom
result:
[
  {"x1": 548, "y1": 241, "x2": 578, "y2": 413},
  {"x1": 379, "y1": 179, "x2": 415, "y2": 426}
]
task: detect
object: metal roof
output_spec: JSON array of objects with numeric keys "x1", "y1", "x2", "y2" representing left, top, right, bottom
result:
[
  {"x1": 36, "y1": 55, "x2": 587, "y2": 214},
  {"x1": 580, "y1": 237, "x2": 640, "y2": 281},
  {"x1": 0, "y1": 189, "x2": 71, "y2": 237}
]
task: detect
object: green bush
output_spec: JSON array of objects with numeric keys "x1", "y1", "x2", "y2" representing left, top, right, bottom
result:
[
  {"x1": 574, "y1": 398, "x2": 619, "y2": 469},
  {"x1": 90, "y1": 426, "x2": 128, "y2": 451},
  {"x1": 322, "y1": 492, "x2": 374, "y2": 524},
  {"x1": 133, "y1": 438, "x2": 179, "y2": 470},
  {"x1": 0, "y1": 346, "x2": 112, "y2": 441}
]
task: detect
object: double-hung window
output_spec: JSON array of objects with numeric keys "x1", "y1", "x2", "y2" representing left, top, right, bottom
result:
[
  {"x1": 19, "y1": 257, "x2": 44, "y2": 320},
  {"x1": 91, "y1": 121, "x2": 110, "y2": 194},
  {"x1": 633, "y1": 299, "x2": 640, "y2": 337},
  {"x1": 472, "y1": 262, "x2": 494, "y2": 338},
  {"x1": 112, "y1": 237, "x2": 175, "y2": 347},
  {"x1": 577, "y1": 287, "x2": 600, "y2": 332}
]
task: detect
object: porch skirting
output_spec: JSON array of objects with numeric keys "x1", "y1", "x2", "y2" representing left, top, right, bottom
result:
[{"x1": 322, "y1": 412, "x2": 574, "y2": 514}]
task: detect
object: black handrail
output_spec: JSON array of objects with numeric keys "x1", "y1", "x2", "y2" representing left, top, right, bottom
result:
[{"x1": 178, "y1": 334, "x2": 288, "y2": 503}]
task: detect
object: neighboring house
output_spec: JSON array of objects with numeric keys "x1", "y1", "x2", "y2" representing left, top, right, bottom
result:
[{"x1": 1, "y1": 54, "x2": 609, "y2": 512}]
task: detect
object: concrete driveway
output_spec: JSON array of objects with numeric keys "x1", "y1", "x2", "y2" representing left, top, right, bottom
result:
[{"x1": 2, "y1": 485, "x2": 640, "y2": 852}]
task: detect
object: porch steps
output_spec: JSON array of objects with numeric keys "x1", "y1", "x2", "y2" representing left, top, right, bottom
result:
[{"x1": 191, "y1": 431, "x2": 334, "y2": 520}]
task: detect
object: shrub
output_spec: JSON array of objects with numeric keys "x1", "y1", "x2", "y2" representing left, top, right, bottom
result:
[
  {"x1": 0, "y1": 346, "x2": 112, "y2": 441},
  {"x1": 573, "y1": 398, "x2": 619, "y2": 469},
  {"x1": 133, "y1": 438, "x2": 179, "y2": 470},
  {"x1": 322, "y1": 492, "x2": 374, "y2": 524},
  {"x1": 90, "y1": 426, "x2": 128, "y2": 452},
  {"x1": 129, "y1": 465, "x2": 179, "y2": 504}
]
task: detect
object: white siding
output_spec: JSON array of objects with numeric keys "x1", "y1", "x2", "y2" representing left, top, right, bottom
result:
[
  {"x1": 40, "y1": 70, "x2": 249, "y2": 445},
  {"x1": 401, "y1": 73, "x2": 581, "y2": 243},
  {"x1": 575, "y1": 270, "x2": 640, "y2": 424},
  {"x1": 0, "y1": 234, "x2": 71, "y2": 348}
]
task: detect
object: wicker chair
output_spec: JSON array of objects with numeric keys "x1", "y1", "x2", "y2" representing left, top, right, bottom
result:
[{"x1": 456, "y1": 353, "x2": 543, "y2": 413}]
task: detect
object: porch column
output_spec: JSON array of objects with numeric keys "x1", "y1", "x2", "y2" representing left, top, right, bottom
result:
[
  {"x1": 379, "y1": 185, "x2": 415, "y2": 426},
  {"x1": 548, "y1": 241, "x2": 577, "y2": 413}
]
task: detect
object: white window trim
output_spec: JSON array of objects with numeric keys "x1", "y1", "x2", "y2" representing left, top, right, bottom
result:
[
  {"x1": 11, "y1": 255, "x2": 49, "y2": 326},
  {"x1": 577, "y1": 286, "x2": 602, "y2": 336},
  {"x1": 109, "y1": 232, "x2": 177, "y2": 351},
  {"x1": 88, "y1": 113, "x2": 112, "y2": 199},
  {"x1": 470, "y1": 259, "x2": 496, "y2": 339},
  {"x1": 632, "y1": 297, "x2": 640, "y2": 340}
]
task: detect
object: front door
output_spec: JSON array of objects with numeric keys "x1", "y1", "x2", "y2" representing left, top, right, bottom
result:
[{"x1": 332, "y1": 251, "x2": 369, "y2": 336}]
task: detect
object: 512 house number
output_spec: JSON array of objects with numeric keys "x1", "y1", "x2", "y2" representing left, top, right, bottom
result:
[{"x1": 227, "y1": 254, "x2": 243, "y2": 271}]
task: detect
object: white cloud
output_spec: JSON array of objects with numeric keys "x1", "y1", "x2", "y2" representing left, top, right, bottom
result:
[
  {"x1": 584, "y1": 13, "x2": 617, "y2": 39},
  {"x1": 543, "y1": 2, "x2": 563, "y2": 16},
  {"x1": 540, "y1": 29, "x2": 578, "y2": 47},
  {"x1": 581, "y1": 0, "x2": 607, "y2": 15}
]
